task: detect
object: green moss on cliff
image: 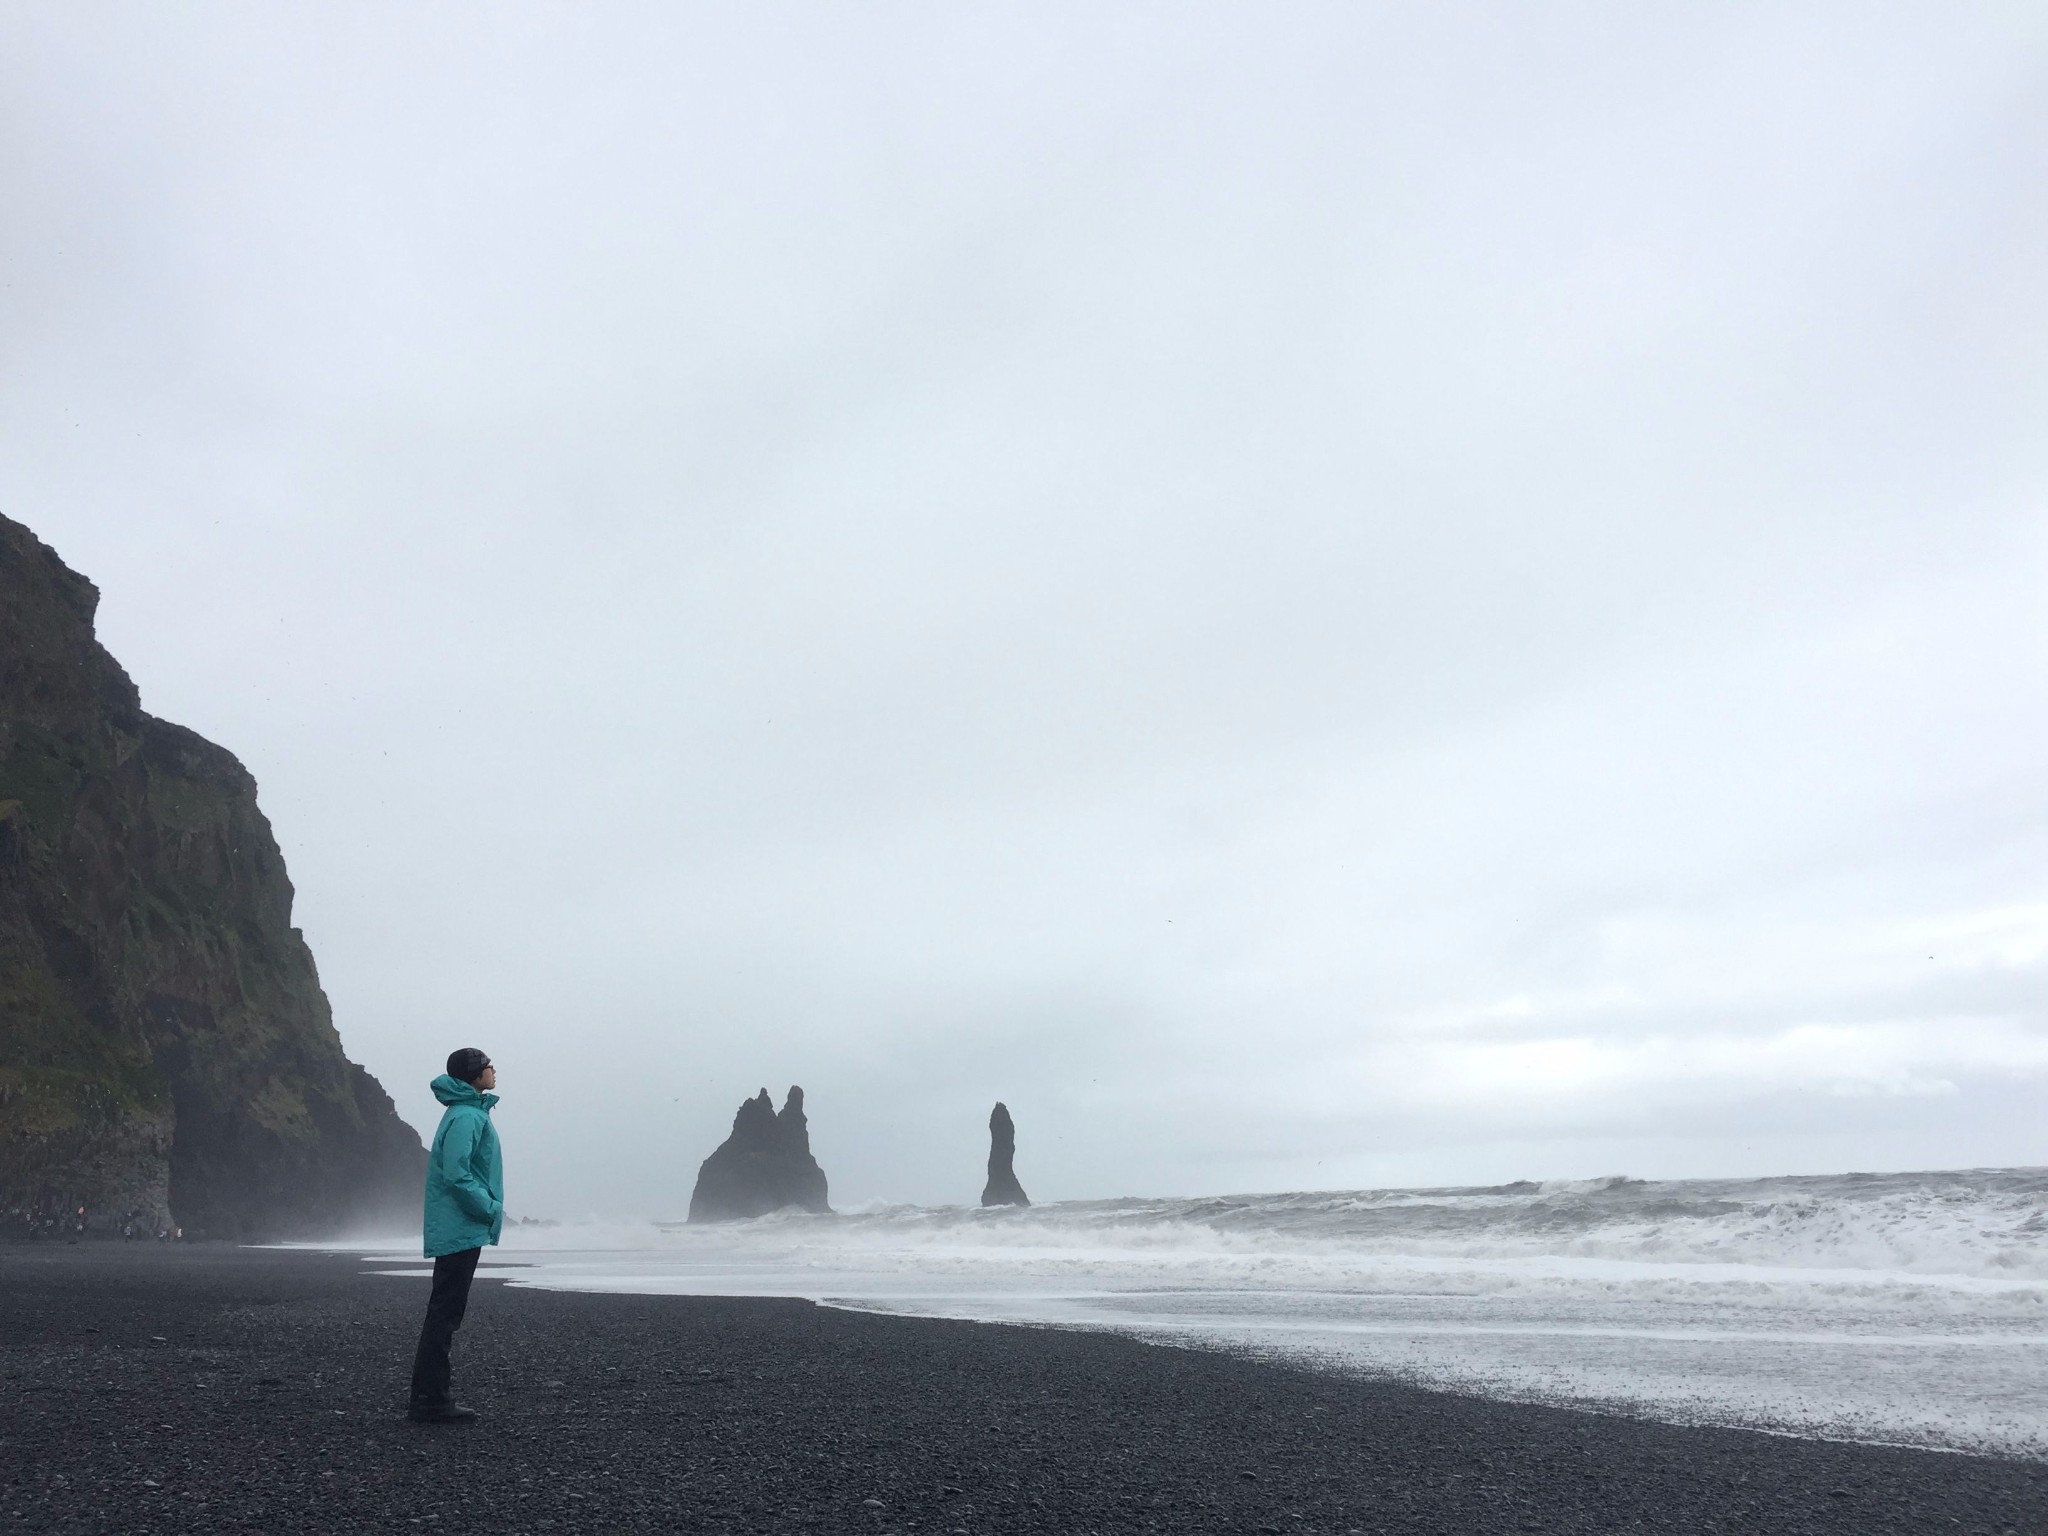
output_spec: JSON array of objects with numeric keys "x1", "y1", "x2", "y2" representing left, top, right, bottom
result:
[
  {"x1": 0, "y1": 969, "x2": 160, "y2": 1111},
  {"x1": 0, "y1": 513, "x2": 423, "y2": 1236}
]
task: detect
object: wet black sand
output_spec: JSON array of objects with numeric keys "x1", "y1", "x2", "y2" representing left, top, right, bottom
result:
[{"x1": 1, "y1": 1244, "x2": 2041, "y2": 1534}]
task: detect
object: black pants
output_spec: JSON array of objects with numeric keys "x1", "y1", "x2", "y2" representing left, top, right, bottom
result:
[{"x1": 409, "y1": 1247, "x2": 482, "y2": 1405}]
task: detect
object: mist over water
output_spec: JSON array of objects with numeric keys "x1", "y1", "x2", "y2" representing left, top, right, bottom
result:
[
  {"x1": 11, "y1": 0, "x2": 2047, "y2": 1474},
  {"x1": 347, "y1": 1166, "x2": 2048, "y2": 1458},
  {"x1": 9, "y1": 4, "x2": 2048, "y2": 1212}
]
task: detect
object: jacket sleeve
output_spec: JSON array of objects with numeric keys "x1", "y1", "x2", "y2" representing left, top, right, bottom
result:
[{"x1": 438, "y1": 1111, "x2": 501, "y2": 1224}]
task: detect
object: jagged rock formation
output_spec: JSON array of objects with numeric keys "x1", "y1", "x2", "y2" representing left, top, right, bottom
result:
[
  {"x1": 0, "y1": 515, "x2": 424, "y2": 1239},
  {"x1": 688, "y1": 1086, "x2": 830, "y2": 1221},
  {"x1": 980, "y1": 1101, "x2": 1029, "y2": 1207}
]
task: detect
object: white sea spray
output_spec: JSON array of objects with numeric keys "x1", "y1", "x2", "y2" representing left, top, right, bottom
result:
[{"x1": 339, "y1": 1166, "x2": 2048, "y2": 1458}]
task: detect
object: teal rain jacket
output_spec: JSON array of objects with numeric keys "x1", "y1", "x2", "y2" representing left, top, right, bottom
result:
[{"x1": 422, "y1": 1074, "x2": 504, "y2": 1258}]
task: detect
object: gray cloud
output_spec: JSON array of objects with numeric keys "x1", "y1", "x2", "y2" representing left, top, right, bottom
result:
[{"x1": 3, "y1": 3, "x2": 2044, "y2": 1215}]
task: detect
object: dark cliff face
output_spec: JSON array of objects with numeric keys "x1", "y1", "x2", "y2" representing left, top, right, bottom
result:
[
  {"x1": 688, "y1": 1086, "x2": 831, "y2": 1221},
  {"x1": 981, "y1": 1101, "x2": 1029, "y2": 1207},
  {"x1": 0, "y1": 515, "x2": 424, "y2": 1239}
]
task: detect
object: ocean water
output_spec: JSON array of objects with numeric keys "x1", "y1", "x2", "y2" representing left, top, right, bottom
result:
[{"x1": 356, "y1": 1167, "x2": 2048, "y2": 1459}]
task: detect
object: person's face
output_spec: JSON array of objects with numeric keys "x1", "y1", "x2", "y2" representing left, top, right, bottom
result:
[{"x1": 475, "y1": 1064, "x2": 497, "y2": 1091}]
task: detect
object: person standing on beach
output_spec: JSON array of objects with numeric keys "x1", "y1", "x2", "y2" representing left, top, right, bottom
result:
[{"x1": 407, "y1": 1048, "x2": 504, "y2": 1424}]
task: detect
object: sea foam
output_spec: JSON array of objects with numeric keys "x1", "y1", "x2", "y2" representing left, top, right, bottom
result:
[{"x1": 351, "y1": 1166, "x2": 2048, "y2": 1458}]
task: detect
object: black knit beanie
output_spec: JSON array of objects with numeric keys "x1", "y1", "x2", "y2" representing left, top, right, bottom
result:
[{"x1": 446, "y1": 1047, "x2": 491, "y2": 1084}]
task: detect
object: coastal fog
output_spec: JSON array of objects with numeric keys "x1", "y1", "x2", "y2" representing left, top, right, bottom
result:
[{"x1": 3, "y1": 3, "x2": 2046, "y2": 1216}]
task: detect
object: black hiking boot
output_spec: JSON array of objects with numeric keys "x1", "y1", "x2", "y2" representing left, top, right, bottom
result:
[{"x1": 406, "y1": 1398, "x2": 478, "y2": 1424}]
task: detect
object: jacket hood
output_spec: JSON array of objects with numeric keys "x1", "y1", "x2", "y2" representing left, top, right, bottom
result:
[{"x1": 431, "y1": 1074, "x2": 499, "y2": 1111}]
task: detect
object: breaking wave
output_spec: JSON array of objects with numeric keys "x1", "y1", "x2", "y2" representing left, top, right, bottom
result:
[
  {"x1": 353, "y1": 1167, "x2": 2048, "y2": 1457},
  {"x1": 721, "y1": 1165, "x2": 2048, "y2": 1285}
]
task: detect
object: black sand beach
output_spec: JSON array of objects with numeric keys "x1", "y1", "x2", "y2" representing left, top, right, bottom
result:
[{"x1": 1, "y1": 1245, "x2": 2040, "y2": 1535}]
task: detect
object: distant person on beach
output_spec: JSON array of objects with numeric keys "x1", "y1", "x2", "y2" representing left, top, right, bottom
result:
[{"x1": 407, "y1": 1047, "x2": 504, "y2": 1424}]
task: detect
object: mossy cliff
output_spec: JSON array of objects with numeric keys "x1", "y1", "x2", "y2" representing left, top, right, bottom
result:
[{"x1": 0, "y1": 515, "x2": 423, "y2": 1238}]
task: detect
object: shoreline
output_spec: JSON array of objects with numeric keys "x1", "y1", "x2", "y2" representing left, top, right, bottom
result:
[
  {"x1": 2, "y1": 1243, "x2": 2043, "y2": 1534},
  {"x1": 357, "y1": 1233, "x2": 2048, "y2": 1464}
]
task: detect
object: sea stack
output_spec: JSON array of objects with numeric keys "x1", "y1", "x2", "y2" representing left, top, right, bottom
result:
[
  {"x1": 688, "y1": 1086, "x2": 831, "y2": 1221},
  {"x1": 0, "y1": 514, "x2": 425, "y2": 1239},
  {"x1": 980, "y1": 1101, "x2": 1029, "y2": 1207}
]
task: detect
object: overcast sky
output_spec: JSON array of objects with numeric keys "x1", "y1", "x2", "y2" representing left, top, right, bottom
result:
[{"x1": 4, "y1": 3, "x2": 2045, "y2": 1217}]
